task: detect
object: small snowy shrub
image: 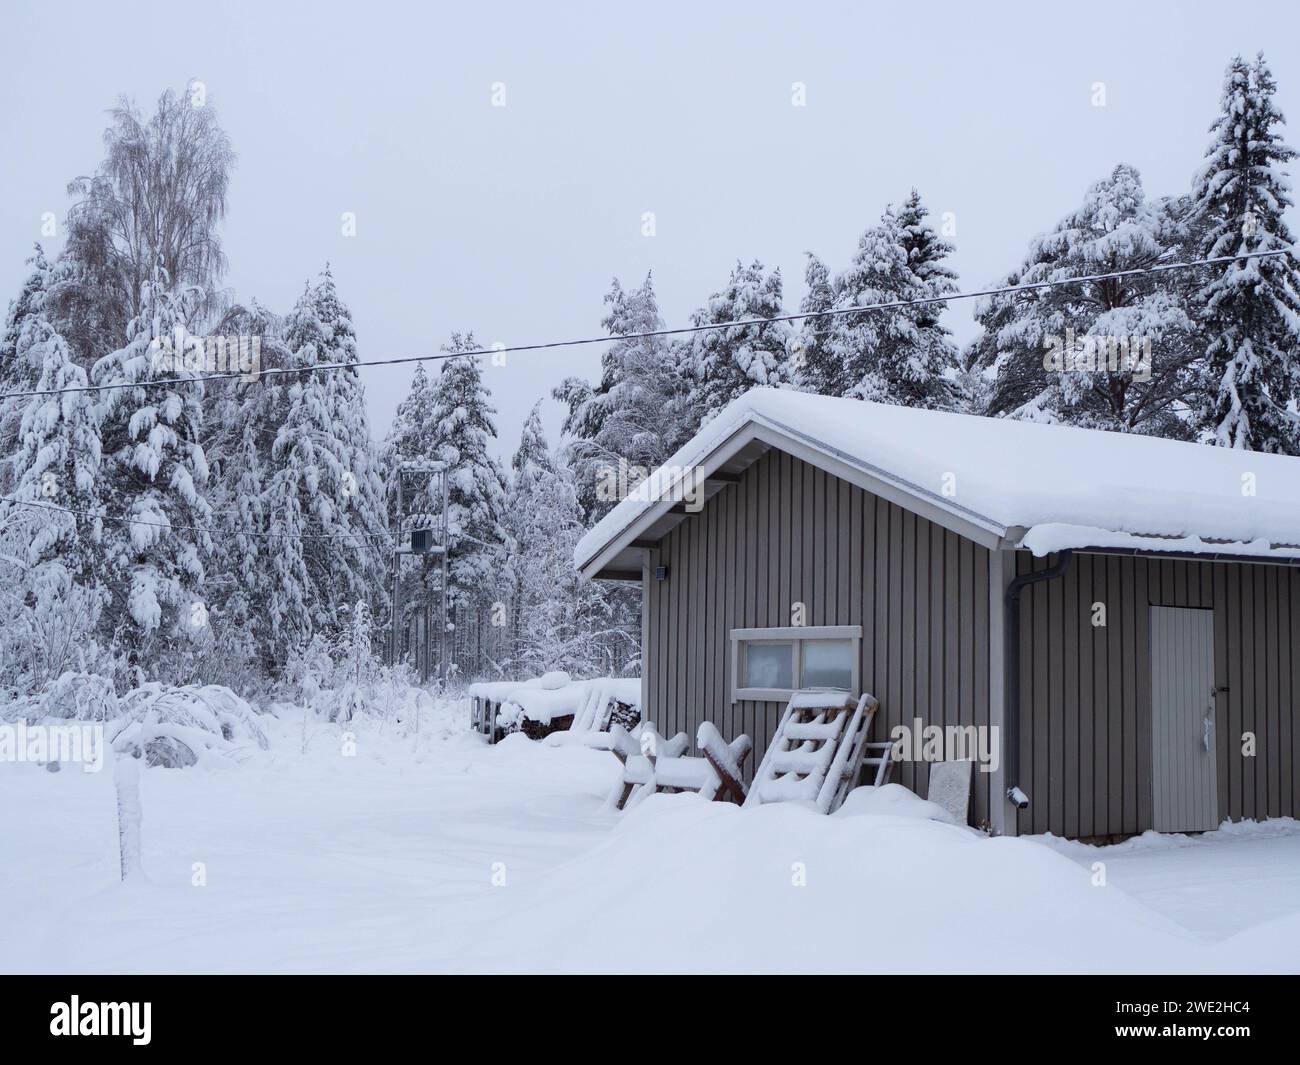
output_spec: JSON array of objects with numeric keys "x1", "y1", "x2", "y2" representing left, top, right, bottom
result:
[
  {"x1": 109, "y1": 684, "x2": 268, "y2": 768},
  {"x1": 4, "y1": 671, "x2": 121, "y2": 723},
  {"x1": 0, "y1": 560, "x2": 116, "y2": 701},
  {"x1": 162, "y1": 607, "x2": 268, "y2": 702},
  {"x1": 282, "y1": 602, "x2": 433, "y2": 731}
]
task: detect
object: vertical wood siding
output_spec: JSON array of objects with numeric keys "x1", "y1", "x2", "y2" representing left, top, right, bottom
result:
[
  {"x1": 1014, "y1": 552, "x2": 1300, "y2": 837},
  {"x1": 643, "y1": 447, "x2": 1299, "y2": 838},
  {"x1": 645, "y1": 450, "x2": 993, "y2": 828}
]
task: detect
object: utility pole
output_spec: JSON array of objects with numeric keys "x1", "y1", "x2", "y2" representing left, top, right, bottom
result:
[
  {"x1": 390, "y1": 460, "x2": 449, "y2": 688},
  {"x1": 390, "y1": 472, "x2": 404, "y2": 667},
  {"x1": 439, "y1": 461, "x2": 449, "y2": 688}
]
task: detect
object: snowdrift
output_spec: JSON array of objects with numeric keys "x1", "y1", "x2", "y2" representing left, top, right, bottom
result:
[
  {"x1": 459, "y1": 792, "x2": 1296, "y2": 974},
  {"x1": 3, "y1": 709, "x2": 1298, "y2": 973}
]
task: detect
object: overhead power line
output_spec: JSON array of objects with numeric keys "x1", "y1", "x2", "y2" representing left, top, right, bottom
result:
[
  {"x1": 0, "y1": 246, "x2": 1292, "y2": 402},
  {"x1": 0, "y1": 495, "x2": 387, "y2": 543},
  {"x1": 0, "y1": 245, "x2": 1292, "y2": 550}
]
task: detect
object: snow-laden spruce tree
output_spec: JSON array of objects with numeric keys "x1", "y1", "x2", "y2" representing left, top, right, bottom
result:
[
  {"x1": 2, "y1": 244, "x2": 53, "y2": 369},
  {"x1": 511, "y1": 399, "x2": 555, "y2": 485},
  {"x1": 969, "y1": 165, "x2": 1196, "y2": 435},
  {"x1": 0, "y1": 245, "x2": 54, "y2": 494},
  {"x1": 554, "y1": 274, "x2": 690, "y2": 522},
  {"x1": 386, "y1": 362, "x2": 439, "y2": 460},
  {"x1": 379, "y1": 361, "x2": 449, "y2": 669},
  {"x1": 505, "y1": 398, "x2": 557, "y2": 573},
  {"x1": 683, "y1": 260, "x2": 792, "y2": 423},
  {"x1": 0, "y1": 301, "x2": 109, "y2": 694},
  {"x1": 427, "y1": 335, "x2": 507, "y2": 648},
  {"x1": 10, "y1": 318, "x2": 102, "y2": 553},
  {"x1": 501, "y1": 401, "x2": 552, "y2": 630},
  {"x1": 1190, "y1": 53, "x2": 1300, "y2": 453},
  {"x1": 264, "y1": 269, "x2": 389, "y2": 656},
  {"x1": 191, "y1": 301, "x2": 288, "y2": 686},
  {"x1": 90, "y1": 263, "x2": 212, "y2": 674},
  {"x1": 500, "y1": 401, "x2": 630, "y2": 677},
  {"x1": 381, "y1": 362, "x2": 443, "y2": 530},
  {"x1": 791, "y1": 252, "x2": 836, "y2": 394},
  {"x1": 815, "y1": 194, "x2": 962, "y2": 408},
  {"x1": 504, "y1": 403, "x2": 562, "y2": 671}
]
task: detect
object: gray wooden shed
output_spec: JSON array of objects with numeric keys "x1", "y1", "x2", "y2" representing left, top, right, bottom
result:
[{"x1": 575, "y1": 389, "x2": 1300, "y2": 839}]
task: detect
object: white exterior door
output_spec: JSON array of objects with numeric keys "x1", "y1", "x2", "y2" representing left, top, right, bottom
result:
[{"x1": 1150, "y1": 606, "x2": 1219, "y2": 833}]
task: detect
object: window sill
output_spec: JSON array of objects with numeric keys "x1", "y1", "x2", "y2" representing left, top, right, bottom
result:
[
  {"x1": 732, "y1": 687, "x2": 799, "y2": 703},
  {"x1": 732, "y1": 686, "x2": 857, "y2": 703}
]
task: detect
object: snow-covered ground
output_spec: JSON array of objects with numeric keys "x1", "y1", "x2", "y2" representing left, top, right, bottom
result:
[
  {"x1": 2, "y1": 701, "x2": 1298, "y2": 974},
  {"x1": 1036, "y1": 820, "x2": 1300, "y2": 942}
]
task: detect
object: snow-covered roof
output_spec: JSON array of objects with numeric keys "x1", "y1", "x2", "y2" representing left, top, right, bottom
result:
[{"x1": 575, "y1": 388, "x2": 1300, "y2": 575}]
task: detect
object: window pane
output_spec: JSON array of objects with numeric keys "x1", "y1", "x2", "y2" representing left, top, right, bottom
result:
[
  {"x1": 744, "y1": 642, "x2": 794, "y2": 689},
  {"x1": 801, "y1": 639, "x2": 853, "y2": 689}
]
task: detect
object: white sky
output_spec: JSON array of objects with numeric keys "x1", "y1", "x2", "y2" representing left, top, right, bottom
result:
[{"x1": 3, "y1": 0, "x2": 1299, "y2": 458}]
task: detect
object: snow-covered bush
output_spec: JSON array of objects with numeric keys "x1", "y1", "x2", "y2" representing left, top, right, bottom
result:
[
  {"x1": 282, "y1": 602, "x2": 433, "y2": 731},
  {"x1": 110, "y1": 683, "x2": 268, "y2": 768},
  {"x1": 2, "y1": 671, "x2": 268, "y2": 769},
  {"x1": 157, "y1": 603, "x2": 268, "y2": 703},
  {"x1": 0, "y1": 547, "x2": 119, "y2": 701},
  {"x1": 1, "y1": 671, "x2": 120, "y2": 723}
]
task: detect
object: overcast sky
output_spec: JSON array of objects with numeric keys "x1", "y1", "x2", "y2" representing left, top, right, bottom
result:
[{"x1": 3, "y1": 0, "x2": 1299, "y2": 458}]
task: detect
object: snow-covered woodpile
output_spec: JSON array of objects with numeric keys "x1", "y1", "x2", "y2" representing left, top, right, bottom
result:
[{"x1": 468, "y1": 673, "x2": 640, "y2": 742}]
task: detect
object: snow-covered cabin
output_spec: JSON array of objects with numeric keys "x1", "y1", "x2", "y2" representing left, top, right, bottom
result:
[{"x1": 575, "y1": 388, "x2": 1300, "y2": 839}]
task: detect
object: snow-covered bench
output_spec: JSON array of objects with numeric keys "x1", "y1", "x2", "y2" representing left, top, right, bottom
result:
[{"x1": 607, "y1": 721, "x2": 752, "y2": 811}]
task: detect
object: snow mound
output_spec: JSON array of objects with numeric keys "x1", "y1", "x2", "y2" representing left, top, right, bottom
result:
[
  {"x1": 463, "y1": 795, "x2": 1294, "y2": 973},
  {"x1": 834, "y1": 783, "x2": 959, "y2": 824}
]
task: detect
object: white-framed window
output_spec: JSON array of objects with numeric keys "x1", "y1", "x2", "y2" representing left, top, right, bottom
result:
[{"x1": 729, "y1": 625, "x2": 862, "y2": 702}]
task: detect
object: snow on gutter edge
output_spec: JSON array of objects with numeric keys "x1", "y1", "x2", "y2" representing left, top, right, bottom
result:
[{"x1": 1020, "y1": 523, "x2": 1300, "y2": 563}]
